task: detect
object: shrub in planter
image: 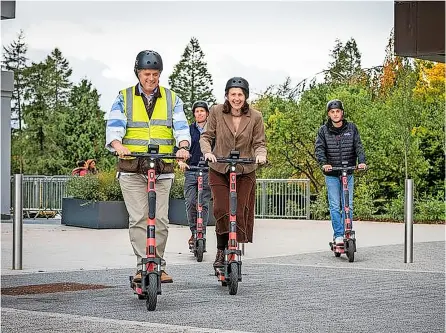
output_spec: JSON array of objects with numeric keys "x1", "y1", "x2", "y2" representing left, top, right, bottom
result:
[
  {"x1": 66, "y1": 171, "x2": 123, "y2": 201},
  {"x1": 63, "y1": 171, "x2": 128, "y2": 229}
]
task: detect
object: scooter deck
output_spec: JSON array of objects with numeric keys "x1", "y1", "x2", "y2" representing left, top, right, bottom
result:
[
  {"x1": 129, "y1": 277, "x2": 145, "y2": 296},
  {"x1": 329, "y1": 241, "x2": 346, "y2": 253}
]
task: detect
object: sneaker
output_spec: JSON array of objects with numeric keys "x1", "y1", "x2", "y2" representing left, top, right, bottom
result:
[
  {"x1": 188, "y1": 235, "x2": 195, "y2": 249},
  {"x1": 133, "y1": 270, "x2": 142, "y2": 283},
  {"x1": 335, "y1": 236, "x2": 344, "y2": 245},
  {"x1": 160, "y1": 270, "x2": 173, "y2": 283}
]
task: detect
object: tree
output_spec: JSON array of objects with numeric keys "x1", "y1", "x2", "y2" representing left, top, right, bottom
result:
[
  {"x1": 168, "y1": 37, "x2": 216, "y2": 118},
  {"x1": 2, "y1": 30, "x2": 28, "y2": 131},
  {"x1": 19, "y1": 49, "x2": 74, "y2": 174},
  {"x1": 62, "y1": 79, "x2": 108, "y2": 168},
  {"x1": 325, "y1": 38, "x2": 363, "y2": 85}
]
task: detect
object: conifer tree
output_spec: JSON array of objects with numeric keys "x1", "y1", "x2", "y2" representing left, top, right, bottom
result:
[{"x1": 168, "y1": 37, "x2": 216, "y2": 119}]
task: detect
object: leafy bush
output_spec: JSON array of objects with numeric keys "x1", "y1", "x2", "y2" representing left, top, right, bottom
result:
[
  {"x1": 66, "y1": 169, "x2": 186, "y2": 201},
  {"x1": 66, "y1": 171, "x2": 123, "y2": 201},
  {"x1": 311, "y1": 186, "x2": 330, "y2": 220},
  {"x1": 415, "y1": 192, "x2": 445, "y2": 222},
  {"x1": 354, "y1": 177, "x2": 379, "y2": 219},
  {"x1": 170, "y1": 169, "x2": 185, "y2": 199}
]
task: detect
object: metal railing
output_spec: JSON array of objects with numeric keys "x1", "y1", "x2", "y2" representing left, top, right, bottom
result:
[
  {"x1": 255, "y1": 179, "x2": 310, "y2": 219},
  {"x1": 10, "y1": 175, "x2": 70, "y2": 218},
  {"x1": 11, "y1": 176, "x2": 311, "y2": 220}
]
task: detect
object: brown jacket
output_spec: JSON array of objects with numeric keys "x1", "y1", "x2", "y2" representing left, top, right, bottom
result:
[{"x1": 200, "y1": 104, "x2": 267, "y2": 174}]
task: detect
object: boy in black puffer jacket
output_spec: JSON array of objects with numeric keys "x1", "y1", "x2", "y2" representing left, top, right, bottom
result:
[{"x1": 315, "y1": 99, "x2": 367, "y2": 246}]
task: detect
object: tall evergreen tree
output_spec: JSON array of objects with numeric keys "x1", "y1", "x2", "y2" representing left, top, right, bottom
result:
[
  {"x1": 168, "y1": 37, "x2": 216, "y2": 118},
  {"x1": 20, "y1": 49, "x2": 73, "y2": 174},
  {"x1": 45, "y1": 48, "x2": 73, "y2": 108},
  {"x1": 325, "y1": 38, "x2": 362, "y2": 85},
  {"x1": 2, "y1": 30, "x2": 28, "y2": 131},
  {"x1": 63, "y1": 79, "x2": 107, "y2": 167}
]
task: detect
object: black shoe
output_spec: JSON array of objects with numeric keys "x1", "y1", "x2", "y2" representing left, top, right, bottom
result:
[{"x1": 213, "y1": 249, "x2": 225, "y2": 268}]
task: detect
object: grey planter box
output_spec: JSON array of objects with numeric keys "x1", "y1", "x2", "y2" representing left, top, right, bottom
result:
[
  {"x1": 168, "y1": 198, "x2": 216, "y2": 227},
  {"x1": 61, "y1": 198, "x2": 129, "y2": 229},
  {"x1": 61, "y1": 197, "x2": 216, "y2": 229}
]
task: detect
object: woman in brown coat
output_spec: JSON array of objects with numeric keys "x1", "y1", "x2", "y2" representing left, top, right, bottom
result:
[{"x1": 200, "y1": 77, "x2": 267, "y2": 268}]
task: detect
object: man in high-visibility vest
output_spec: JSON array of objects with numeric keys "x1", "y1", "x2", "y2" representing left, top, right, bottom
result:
[{"x1": 105, "y1": 50, "x2": 191, "y2": 284}]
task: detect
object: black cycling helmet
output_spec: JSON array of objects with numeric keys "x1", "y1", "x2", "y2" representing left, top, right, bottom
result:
[
  {"x1": 326, "y1": 99, "x2": 344, "y2": 112},
  {"x1": 134, "y1": 50, "x2": 163, "y2": 76},
  {"x1": 225, "y1": 77, "x2": 249, "y2": 98},
  {"x1": 191, "y1": 100, "x2": 209, "y2": 113}
]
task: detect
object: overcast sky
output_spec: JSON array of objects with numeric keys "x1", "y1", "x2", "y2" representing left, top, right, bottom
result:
[{"x1": 1, "y1": 1, "x2": 394, "y2": 111}]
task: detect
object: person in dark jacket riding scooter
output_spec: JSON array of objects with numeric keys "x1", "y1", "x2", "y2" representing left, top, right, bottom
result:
[
  {"x1": 314, "y1": 99, "x2": 367, "y2": 246},
  {"x1": 177, "y1": 101, "x2": 212, "y2": 249}
]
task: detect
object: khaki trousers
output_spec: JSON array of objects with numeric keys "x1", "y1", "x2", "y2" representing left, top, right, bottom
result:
[{"x1": 119, "y1": 173, "x2": 172, "y2": 270}]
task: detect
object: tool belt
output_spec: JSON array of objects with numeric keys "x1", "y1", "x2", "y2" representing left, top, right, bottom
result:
[{"x1": 117, "y1": 158, "x2": 174, "y2": 174}]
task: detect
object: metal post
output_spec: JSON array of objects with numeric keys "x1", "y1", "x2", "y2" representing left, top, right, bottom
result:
[
  {"x1": 261, "y1": 182, "x2": 267, "y2": 218},
  {"x1": 13, "y1": 174, "x2": 23, "y2": 270},
  {"x1": 404, "y1": 179, "x2": 414, "y2": 263},
  {"x1": 306, "y1": 180, "x2": 311, "y2": 219}
]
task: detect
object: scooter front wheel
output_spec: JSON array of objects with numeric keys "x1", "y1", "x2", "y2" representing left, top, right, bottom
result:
[
  {"x1": 146, "y1": 273, "x2": 158, "y2": 311},
  {"x1": 196, "y1": 239, "x2": 205, "y2": 262},
  {"x1": 228, "y1": 262, "x2": 239, "y2": 295},
  {"x1": 347, "y1": 240, "x2": 355, "y2": 262}
]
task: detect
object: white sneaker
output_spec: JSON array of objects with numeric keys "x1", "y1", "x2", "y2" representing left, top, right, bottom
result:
[{"x1": 335, "y1": 236, "x2": 344, "y2": 245}]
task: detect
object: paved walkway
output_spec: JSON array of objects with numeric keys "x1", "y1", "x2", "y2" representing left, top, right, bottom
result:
[{"x1": 1, "y1": 219, "x2": 445, "y2": 332}]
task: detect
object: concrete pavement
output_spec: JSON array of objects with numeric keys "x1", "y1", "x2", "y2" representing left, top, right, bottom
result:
[{"x1": 1, "y1": 219, "x2": 445, "y2": 332}]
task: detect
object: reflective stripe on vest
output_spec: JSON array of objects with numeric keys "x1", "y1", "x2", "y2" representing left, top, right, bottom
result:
[
  {"x1": 125, "y1": 87, "x2": 173, "y2": 128},
  {"x1": 121, "y1": 86, "x2": 175, "y2": 157}
]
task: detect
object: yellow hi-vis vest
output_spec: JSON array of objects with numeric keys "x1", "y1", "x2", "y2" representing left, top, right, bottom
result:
[{"x1": 121, "y1": 86, "x2": 175, "y2": 161}]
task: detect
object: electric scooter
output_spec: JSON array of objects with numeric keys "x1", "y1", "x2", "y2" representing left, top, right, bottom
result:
[
  {"x1": 214, "y1": 151, "x2": 255, "y2": 295},
  {"x1": 187, "y1": 160, "x2": 209, "y2": 262},
  {"x1": 328, "y1": 162, "x2": 358, "y2": 263},
  {"x1": 119, "y1": 144, "x2": 181, "y2": 311}
]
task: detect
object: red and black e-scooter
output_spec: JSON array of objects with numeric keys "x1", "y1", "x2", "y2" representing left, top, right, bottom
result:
[
  {"x1": 120, "y1": 144, "x2": 181, "y2": 311},
  {"x1": 328, "y1": 162, "x2": 357, "y2": 263},
  {"x1": 187, "y1": 160, "x2": 209, "y2": 262},
  {"x1": 213, "y1": 150, "x2": 255, "y2": 295}
]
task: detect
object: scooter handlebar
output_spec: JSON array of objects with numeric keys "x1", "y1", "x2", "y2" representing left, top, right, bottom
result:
[
  {"x1": 113, "y1": 152, "x2": 183, "y2": 160},
  {"x1": 215, "y1": 157, "x2": 255, "y2": 164},
  {"x1": 188, "y1": 165, "x2": 210, "y2": 171},
  {"x1": 329, "y1": 166, "x2": 359, "y2": 172}
]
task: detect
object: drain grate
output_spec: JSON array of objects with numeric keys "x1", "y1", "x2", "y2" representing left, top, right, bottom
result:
[{"x1": 1, "y1": 282, "x2": 111, "y2": 296}]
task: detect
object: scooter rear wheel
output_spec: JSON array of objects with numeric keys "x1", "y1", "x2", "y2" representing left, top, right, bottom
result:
[
  {"x1": 334, "y1": 252, "x2": 341, "y2": 257},
  {"x1": 146, "y1": 273, "x2": 158, "y2": 311},
  {"x1": 196, "y1": 239, "x2": 204, "y2": 262},
  {"x1": 228, "y1": 262, "x2": 239, "y2": 295}
]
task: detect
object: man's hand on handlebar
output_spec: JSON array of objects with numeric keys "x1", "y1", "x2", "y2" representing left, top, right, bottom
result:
[
  {"x1": 111, "y1": 140, "x2": 131, "y2": 158},
  {"x1": 176, "y1": 147, "x2": 190, "y2": 161},
  {"x1": 178, "y1": 160, "x2": 190, "y2": 172},
  {"x1": 357, "y1": 163, "x2": 367, "y2": 170},
  {"x1": 322, "y1": 164, "x2": 332, "y2": 172}
]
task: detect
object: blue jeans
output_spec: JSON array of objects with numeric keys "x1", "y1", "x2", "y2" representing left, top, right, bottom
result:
[
  {"x1": 184, "y1": 171, "x2": 211, "y2": 235},
  {"x1": 325, "y1": 175, "x2": 354, "y2": 238}
]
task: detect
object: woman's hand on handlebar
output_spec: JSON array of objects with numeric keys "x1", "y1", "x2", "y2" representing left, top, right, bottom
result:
[
  {"x1": 358, "y1": 163, "x2": 367, "y2": 170},
  {"x1": 255, "y1": 155, "x2": 267, "y2": 165},
  {"x1": 204, "y1": 153, "x2": 217, "y2": 163}
]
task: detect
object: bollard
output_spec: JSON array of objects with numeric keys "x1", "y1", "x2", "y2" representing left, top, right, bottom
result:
[
  {"x1": 404, "y1": 179, "x2": 414, "y2": 263},
  {"x1": 13, "y1": 174, "x2": 23, "y2": 270}
]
